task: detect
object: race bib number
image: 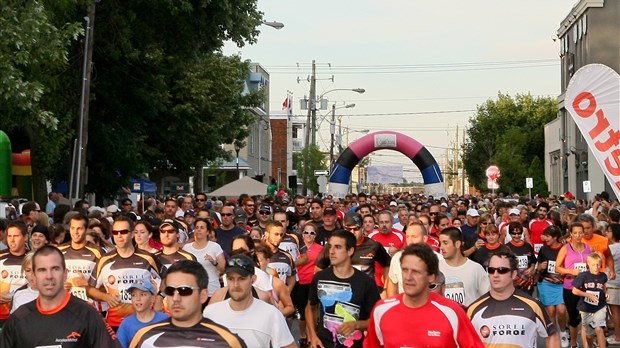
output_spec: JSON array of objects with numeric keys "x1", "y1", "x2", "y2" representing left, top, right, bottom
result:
[
  {"x1": 574, "y1": 262, "x2": 587, "y2": 273},
  {"x1": 119, "y1": 287, "x2": 133, "y2": 303},
  {"x1": 70, "y1": 287, "x2": 89, "y2": 301},
  {"x1": 352, "y1": 265, "x2": 362, "y2": 271},
  {"x1": 534, "y1": 244, "x2": 543, "y2": 254},
  {"x1": 547, "y1": 261, "x2": 556, "y2": 274},
  {"x1": 445, "y1": 284, "x2": 465, "y2": 304},
  {"x1": 584, "y1": 290, "x2": 599, "y2": 305},
  {"x1": 516, "y1": 255, "x2": 528, "y2": 270}
]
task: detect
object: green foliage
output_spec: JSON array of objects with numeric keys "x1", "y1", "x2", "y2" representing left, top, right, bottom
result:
[
  {"x1": 295, "y1": 144, "x2": 327, "y2": 194},
  {"x1": 463, "y1": 93, "x2": 557, "y2": 196}
]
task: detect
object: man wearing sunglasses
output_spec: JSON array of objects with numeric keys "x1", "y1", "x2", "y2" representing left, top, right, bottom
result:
[
  {"x1": 131, "y1": 260, "x2": 247, "y2": 348},
  {"x1": 155, "y1": 219, "x2": 196, "y2": 270},
  {"x1": 467, "y1": 251, "x2": 560, "y2": 348},
  {"x1": 286, "y1": 195, "x2": 311, "y2": 232},
  {"x1": 204, "y1": 254, "x2": 295, "y2": 348},
  {"x1": 255, "y1": 203, "x2": 273, "y2": 232},
  {"x1": 88, "y1": 216, "x2": 165, "y2": 330},
  {"x1": 215, "y1": 205, "x2": 246, "y2": 255},
  {"x1": 366, "y1": 244, "x2": 483, "y2": 348}
]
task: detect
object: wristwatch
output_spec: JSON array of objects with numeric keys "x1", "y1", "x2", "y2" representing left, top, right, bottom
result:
[{"x1": 158, "y1": 291, "x2": 166, "y2": 298}]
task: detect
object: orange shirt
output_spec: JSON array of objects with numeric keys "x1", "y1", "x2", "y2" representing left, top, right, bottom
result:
[{"x1": 583, "y1": 233, "x2": 610, "y2": 272}]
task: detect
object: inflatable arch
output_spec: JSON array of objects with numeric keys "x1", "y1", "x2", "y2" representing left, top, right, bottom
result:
[{"x1": 328, "y1": 131, "x2": 446, "y2": 199}]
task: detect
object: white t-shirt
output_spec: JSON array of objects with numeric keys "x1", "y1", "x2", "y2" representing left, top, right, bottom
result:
[
  {"x1": 203, "y1": 298, "x2": 294, "y2": 348},
  {"x1": 439, "y1": 258, "x2": 490, "y2": 307},
  {"x1": 10, "y1": 286, "x2": 39, "y2": 314},
  {"x1": 182, "y1": 241, "x2": 224, "y2": 294},
  {"x1": 388, "y1": 250, "x2": 443, "y2": 294},
  {"x1": 608, "y1": 243, "x2": 620, "y2": 287}
]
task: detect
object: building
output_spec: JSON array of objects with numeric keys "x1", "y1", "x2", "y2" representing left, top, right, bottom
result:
[{"x1": 545, "y1": 0, "x2": 620, "y2": 200}]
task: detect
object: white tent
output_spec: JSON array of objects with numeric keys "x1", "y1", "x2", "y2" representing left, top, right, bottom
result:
[{"x1": 208, "y1": 176, "x2": 268, "y2": 199}]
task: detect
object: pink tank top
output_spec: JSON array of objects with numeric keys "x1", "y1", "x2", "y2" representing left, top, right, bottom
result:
[{"x1": 563, "y1": 242, "x2": 591, "y2": 289}]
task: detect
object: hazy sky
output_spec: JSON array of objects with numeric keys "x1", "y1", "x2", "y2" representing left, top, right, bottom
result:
[{"x1": 225, "y1": 1, "x2": 577, "y2": 182}]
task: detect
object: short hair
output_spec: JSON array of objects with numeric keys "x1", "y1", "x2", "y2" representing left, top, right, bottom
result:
[
  {"x1": 574, "y1": 213, "x2": 595, "y2": 226},
  {"x1": 439, "y1": 227, "x2": 463, "y2": 243},
  {"x1": 21, "y1": 252, "x2": 34, "y2": 275},
  {"x1": 310, "y1": 198, "x2": 323, "y2": 207},
  {"x1": 536, "y1": 202, "x2": 550, "y2": 212},
  {"x1": 242, "y1": 197, "x2": 255, "y2": 206},
  {"x1": 569, "y1": 222, "x2": 584, "y2": 233},
  {"x1": 400, "y1": 243, "x2": 439, "y2": 277},
  {"x1": 166, "y1": 260, "x2": 209, "y2": 289},
  {"x1": 407, "y1": 221, "x2": 428, "y2": 236},
  {"x1": 232, "y1": 234, "x2": 256, "y2": 252},
  {"x1": 303, "y1": 221, "x2": 317, "y2": 231},
  {"x1": 113, "y1": 215, "x2": 135, "y2": 231},
  {"x1": 609, "y1": 209, "x2": 620, "y2": 224},
  {"x1": 194, "y1": 217, "x2": 213, "y2": 231},
  {"x1": 265, "y1": 221, "x2": 284, "y2": 234},
  {"x1": 70, "y1": 214, "x2": 88, "y2": 229},
  {"x1": 255, "y1": 244, "x2": 273, "y2": 260},
  {"x1": 329, "y1": 229, "x2": 357, "y2": 251},
  {"x1": 358, "y1": 203, "x2": 372, "y2": 212},
  {"x1": 22, "y1": 201, "x2": 38, "y2": 215},
  {"x1": 377, "y1": 210, "x2": 393, "y2": 222},
  {"x1": 0, "y1": 218, "x2": 7, "y2": 232},
  {"x1": 7, "y1": 221, "x2": 27, "y2": 236},
  {"x1": 609, "y1": 224, "x2": 620, "y2": 243},
  {"x1": 489, "y1": 250, "x2": 518, "y2": 271},
  {"x1": 32, "y1": 245, "x2": 66, "y2": 271},
  {"x1": 134, "y1": 220, "x2": 153, "y2": 234},
  {"x1": 507, "y1": 221, "x2": 523, "y2": 234},
  {"x1": 543, "y1": 225, "x2": 563, "y2": 240},
  {"x1": 587, "y1": 252, "x2": 603, "y2": 265},
  {"x1": 433, "y1": 213, "x2": 448, "y2": 226}
]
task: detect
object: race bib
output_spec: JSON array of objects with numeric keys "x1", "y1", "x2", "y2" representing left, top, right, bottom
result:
[
  {"x1": 574, "y1": 262, "x2": 587, "y2": 272},
  {"x1": 547, "y1": 261, "x2": 556, "y2": 274},
  {"x1": 516, "y1": 255, "x2": 528, "y2": 269},
  {"x1": 534, "y1": 244, "x2": 543, "y2": 254},
  {"x1": 584, "y1": 290, "x2": 599, "y2": 305},
  {"x1": 119, "y1": 287, "x2": 133, "y2": 303},
  {"x1": 445, "y1": 283, "x2": 465, "y2": 304},
  {"x1": 352, "y1": 265, "x2": 362, "y2": 271},
  {"x1": 70, "y1": 287, "x2": 89, "y2": 301}
]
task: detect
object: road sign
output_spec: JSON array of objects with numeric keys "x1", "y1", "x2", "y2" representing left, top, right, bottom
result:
[
  {"x1": 314, "y1": 170, "x2": 329, "y2": 176},
  {"x1": 317, "y1": 175, "x2": 328, "y2": 193},
  {"x1": 583, "y1": 180, "x2": 592, "y2": 193},
  {"x1": 525, "y1": 178, "x2": 533, "y2": 188},
  {"x1": 486, "y1": 165, "x2": 500, "y2": 190}
]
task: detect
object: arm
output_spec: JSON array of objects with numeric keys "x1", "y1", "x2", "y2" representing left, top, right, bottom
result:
[
  {"x1": 572, "y1": 286, "x2": 599, "y2": 304},
  {"x1": 305, "y1": 303, "x2": 325, "y2": 348},
  {"x1": 207, "y1": 287, "x2": 227, "y2": 305},
  {"x1": 336, "y1": 319, "x2": 370, "y2": 337},
  {"x1": 385, "y1": 277, "x2": 398, "y2": 298},
  {"x1": 605, "y1": 247, "x2": 616, "y2": 280},
  {"x1": 215, "y1": 253, "x2": 226, "y2": 275},
  {"x1": 86, "y1": 285, "x2": 121, "y2": 307},
  {"x1": 153, "y1": 279, "x2": 165, "y2": 312},
  {"x1": 545, "y1": 332, "x2": 561, "y2": 348},
  {"x1": 273, "y1": 276, "x2": 295, "y2": 317},
  {"x1": 296, "y1": 252, "x2": 309, "y2": 267},
  {"x1": 285, "y1": 274, "x2": 296, "y2": 293}
]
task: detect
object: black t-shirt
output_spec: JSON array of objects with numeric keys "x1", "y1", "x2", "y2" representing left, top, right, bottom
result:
[
  {"x1": 215, "y1": 226, "x2": 246, "y2": 255},
  {"x1": 506, "y1": 241, "x2": 536, "y2": 271},
  {"x1": 2, "y1": 293, "x2": 120, "y2": 347},
  {"x1": 471, "y1": 244, "x2": 509, "y2": 268},
  {"x1": 314, "y1": 238, "x2": 391, "y2": 283},
  {"x1": 316, "y1": 225, "x2": 336, "y2": 246},
  {"x1": 287, "y1": 210, "x2": 311, "y2": 231},
  {"x1": 464, "y1": 232, "x2": 486, "y2": 252},
  {"x1": 537, "y1": 244, "x2": 563, "y2": 283},
  {"x1": 308, "y1": 267, "x2": 380, "y2": 348},
  {"x1": 573, "y1": 271, "x2": 608, "y2": 313}
]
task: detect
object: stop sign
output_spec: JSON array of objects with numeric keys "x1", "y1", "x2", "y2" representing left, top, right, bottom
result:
[{"x1": 486, "y1": 165, "x2": 500, "y2": 182}]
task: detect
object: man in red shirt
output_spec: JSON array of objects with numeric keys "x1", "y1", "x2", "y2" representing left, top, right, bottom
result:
[
  {"x1": 365, "y1": 243, "x2": 483, "y2": 348},
  {"x1": 528, "y1": 203, "x2": 554, "y2": 255},
  {"x1": 368, "y1": 211, "x2": 404, "y2": 256}
]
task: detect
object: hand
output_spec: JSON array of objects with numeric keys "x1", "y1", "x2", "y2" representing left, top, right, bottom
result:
[
  {"x1": 609, "y1": 270, "x2": 616, "y2": 280},
  {"x1": 539, "y1": 261, "x2": 548, "y2": 272},
  {"x1": 205, "y1": 255, "x2": 216, "y2": 265},
  {"x1": 336, "y1": 321, "x2": 358, "y2": 337},
  {"x1": 309, "y1": 334, "x2": 325, "y2": 348},
  {"x1": 475, "y1": 239, "x2": 484, "y2": 249},
  {"x1": 72, "y1": 275, "x2": 89, "y2": 287},
  {"x1": 388, "y1": 246, "x2": 398, "y2": 256},
  {"x1": 0, "y1": 293, "x2": 12, "y2": 304},
  {"x1": 587, "y1": 294, "x2": 599, "y2": 304},
  {"x1": 606, "y1": 293, "x2": 611, "y2": 301},
  {"x1": 105, "y1": 293, "x2": 121, "y2": 307},
  {"x1": 154, "y1": 297, "x2": 164, "y2": 312}
]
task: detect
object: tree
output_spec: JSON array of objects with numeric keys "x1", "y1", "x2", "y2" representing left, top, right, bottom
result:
[
  {"x1": 463, "y1": 93, "x2": 557, "y2": 196},
  {"x1": 295, "y1": 145, "x2": 327, "y2": 194}
]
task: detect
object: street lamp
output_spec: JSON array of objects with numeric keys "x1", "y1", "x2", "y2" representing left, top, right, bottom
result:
[
  {"x1": 312, "y1": 88, "x2": 365, "y2": 145},
  {"x1": 234, "y1": 141, "x2": 242, "y2": 179},
  {"x1": 262, "y1": 21, "x2": 284, "y2": 29},
  {"x1": 330, "y1": 103, "x2": 356, "y2": 170}
]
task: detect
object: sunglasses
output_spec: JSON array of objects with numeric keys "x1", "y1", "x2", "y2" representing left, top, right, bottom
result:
[
  {"x1": 112, "y1": 229, "x2": 130, "y2": 236},
  {"x1": 226, "y1": 258, "x2": 254, "y2": 269},
  {"x1": 429, "y1": 283, "x2": 443, "y2": 290},
  {"x1": 195, "y1": 198, "x2": 205, "y2": 202},
  {"x1": 416, "y1": 210, "x2": 422, "y2": 212},
  {"x1": 303, "y1": 230, "x2": 316, "y2": 235},
  {"x1": 344, "y1": 226, "x2": 360, "y2": 232},
  {"x1": 259, "y1": 211, "x2": 271, "y2": 215},
  {"x1": 509, "y1": 231, "x2": 523, "y2": 236},
  {"x1": 163, "y1": 285, "x2": 201, "y2": 297},
  {"x1": 160, "y1": 228, "x2": 176, "y2": 234},
  {"x1": 221, "y1": 213, "x2": 233, "y2": 217},
  {"x1": 480, "y1": 222, "x2": 489, "y2": 225},
  {"x1": 122, "y1": 203, "x2": 132, "y2": 206},
  {"x1": 429, "y1": 212, "x2": 438, "y2": 216},
  {"x1": 487, "y1": 267, "x2": 512, "y2": 275},
  {"x1": 245, "y1": 204, "x2": 255, "y2": 208}
]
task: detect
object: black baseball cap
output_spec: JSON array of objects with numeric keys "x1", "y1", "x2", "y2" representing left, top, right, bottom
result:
[
  {"x1": 323, "y1": 207, "x2": 337, "y2": 216},
  {"x1": 225, "y1": 254, "x2": 255, "y2": 277}
]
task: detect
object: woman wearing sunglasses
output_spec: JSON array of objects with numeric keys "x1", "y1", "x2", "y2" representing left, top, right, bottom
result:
[
  {"x1": 555, "y1": 222, "x2": 592, "y2": 348},
  {"x1": 505, "y1": 222, "x2": 536, "y2": 294},
  {"x1": 463, "y1": 213, "x2": 493, "y2": 258}
]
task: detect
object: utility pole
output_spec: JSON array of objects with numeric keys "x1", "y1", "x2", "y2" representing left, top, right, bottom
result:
[
  {"x1": 302, "y1": 60, "x2": 316, "y2": 195},
  {"x1": 329, "y1": 103, "x2": 336, "y2": 171},
  {"x1": 73, "y1": 3, "x2": 96, "y2": 200}
]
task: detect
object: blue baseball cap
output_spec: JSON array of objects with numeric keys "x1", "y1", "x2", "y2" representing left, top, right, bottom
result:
[{"x1": 128, "y1": 280, "x2": 156, "y2": 295}]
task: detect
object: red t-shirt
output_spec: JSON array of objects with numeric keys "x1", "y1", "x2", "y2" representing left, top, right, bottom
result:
[
  {"x1": 297, "y1": 242, "x2": 323, "y2": 284},
  {"x1": 528, "y1": 218, "x2": 554, "y2": 252},
  {"x1": 365, "y1": 292, "x2": 484, "y2": 348}
]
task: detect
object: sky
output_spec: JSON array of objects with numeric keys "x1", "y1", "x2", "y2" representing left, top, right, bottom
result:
[{"x1": 224, "y1": 1, "x2": 578, "y2": 182}]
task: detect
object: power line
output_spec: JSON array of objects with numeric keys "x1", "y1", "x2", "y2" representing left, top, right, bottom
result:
[{"x1": 290, "y1": 109, "x2": 476, "y2": 117}]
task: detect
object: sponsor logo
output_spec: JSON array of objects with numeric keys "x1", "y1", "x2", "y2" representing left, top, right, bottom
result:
[
  {"x1": 480, "y1": 326, "x2": 491, "y2": 338},
  {"x1": 1, "y1": 270, "x2": 7, "y2": 279},
  {"x1": 67, "y1": 331, "x2": 82, "y2": 339},
  {"x1": 108, "y1": 275, "x2": 116, "y2": 285},
  {"x1": 427, "y1": 330, "x2": 441, "y2": 337}
]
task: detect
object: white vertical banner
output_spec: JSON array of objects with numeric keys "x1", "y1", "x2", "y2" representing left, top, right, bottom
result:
[{"x1": 565, "y1": 64, "x2": 620, "y2": 199}]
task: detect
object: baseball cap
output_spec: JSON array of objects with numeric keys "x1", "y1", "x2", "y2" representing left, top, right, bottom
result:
[
  {"x1": 128, "y1": 280, "x2": 156, "y2": 295},
  {"x1": 440, "y1": 202, "x2": 448, "y2": 208},
  {"x1": 234, "y1": 207, "x2": 248, "y2": 223},
  {"x1": 225, "y1": 254, "x2": 255, "y2": 277},
  {"x1": 466, "y1": 208, "x2": 480, "y2": 217},
  {"x1": 159, "y1": 219, "x2": 177, "y2": 230},
  {"x1": 106, "y1": 204, "x2": 119, "y2": 214},
  {"x1": 258, "y1": 203, "x2": 272, "y2": 214},
  {"x1": 323, "y1": 207, "x2": 337, "y2": 216},
  {"x1": 508, "y1": 208, "x2": 520, "y2": 216},
  {"x1": 31, "y1": 224, "x2": 49, "y2": 240},
  {"x1": 184, "y1": 209, "x2": 195, "y2": 217},
  {"x1": 564, "y1": 192, "x2": 574, "y2": 200},
  {"x1": 389, "y1": 201, "x2": 398, "y2": 207},
  {"x1": 343, "y1": 212, "x2": 363, "y2": 228}
]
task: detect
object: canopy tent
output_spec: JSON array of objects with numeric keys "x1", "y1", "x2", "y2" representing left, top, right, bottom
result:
[
  {"x1": 209, "y1": 176, "x2": 267, "y2": 199},
  {"x1": 130, "y1": 177, "x2": 157, "y2": 193}
]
